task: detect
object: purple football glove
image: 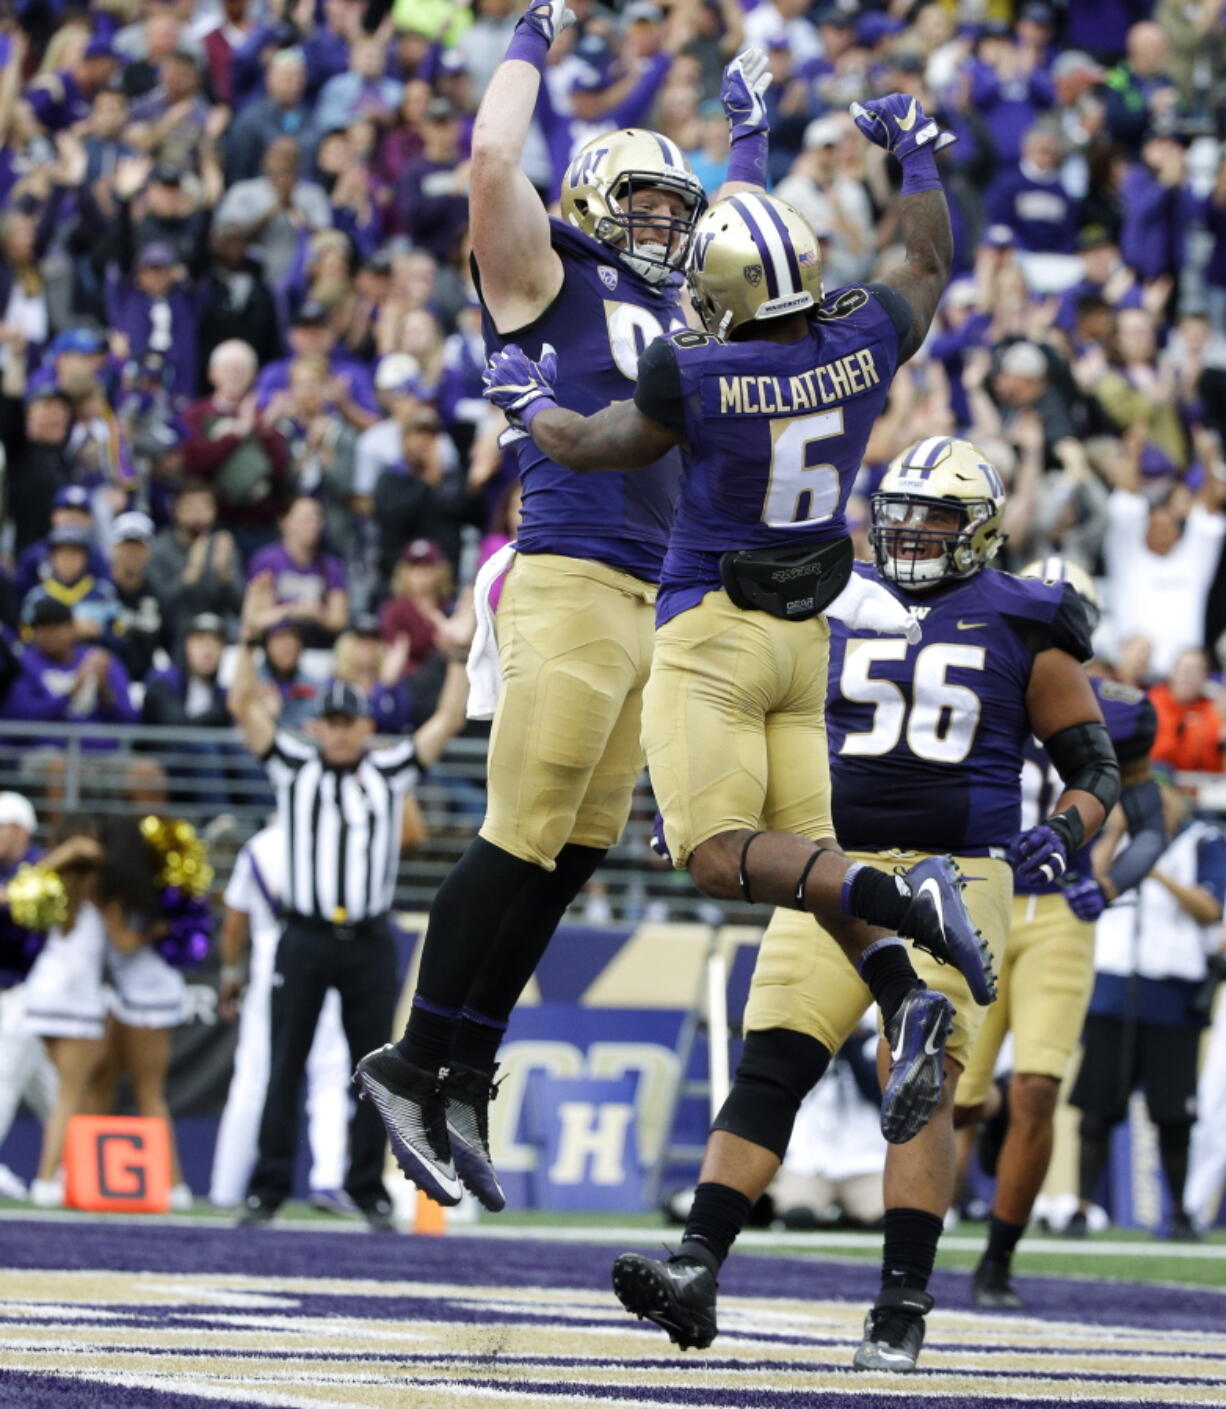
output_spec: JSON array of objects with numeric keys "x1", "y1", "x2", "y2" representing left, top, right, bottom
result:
[
  {"x1": 1007, "y1": 824, "x2": 1070, "y2": 886},
  {"x1": 482, "y1": 343, "x2": 558, "y2": 431},
  {"x1": 1063, "y1": 874, "x2": 1109, "y2": 923},
  {"x1": 721, "y1": 47, "x2": 771, "y2": 142},
  {"x1": 849, "y1": 93, "x2": 957, "y2": 163},
  {"x1": 650, "y1": 811, "x2": 672, "y2": 864},
  {"x1": 514, "y1": 0, "x2": 575, "y2": 46}
]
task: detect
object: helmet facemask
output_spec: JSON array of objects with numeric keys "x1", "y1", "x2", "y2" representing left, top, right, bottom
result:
[
  {"x1": 593, "y1": 171, "x2": 707, "y2": 284},
  {"x1": 871, "y1": 494, "x2": 997, "y2": 589}
]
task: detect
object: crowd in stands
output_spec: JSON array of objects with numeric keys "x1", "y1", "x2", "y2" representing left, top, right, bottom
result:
[{"x1": 2, "y1": 0, "x2": 1226, "y2": 824}]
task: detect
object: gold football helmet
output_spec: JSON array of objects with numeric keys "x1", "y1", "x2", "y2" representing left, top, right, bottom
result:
[
  {"x1": 560, "y1": 128, "x2": 707, "y2": 285},
  {"x1": 686, "y1": 193, "x2": 824, "y2": 337},
  {"x1": 1020, "y1": 556, "x2": 1101, "y2": 628},
  {"x1": 872, "y1": 437, "x2": 1007, "y2": 589}
]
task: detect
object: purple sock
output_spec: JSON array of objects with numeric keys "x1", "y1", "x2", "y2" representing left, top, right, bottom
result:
[
  {"x1": 505, "y1": 26, "x2": 548, "y2": 71},
  {"x1": 726, "y1": 131, "x2": 767, "y2": 186},
  {"x1": 900, "y1": 145, "x2": 941, "y2": 195}
]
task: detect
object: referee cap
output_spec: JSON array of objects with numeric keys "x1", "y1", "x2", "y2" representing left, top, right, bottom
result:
[{"x1": 317, "y1": 681, "x2": 371, "y2": 721}]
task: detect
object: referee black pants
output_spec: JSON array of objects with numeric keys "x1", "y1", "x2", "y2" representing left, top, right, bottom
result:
[{"x1": 248, "y1": 914, "x2": 398, "y2": 1210}]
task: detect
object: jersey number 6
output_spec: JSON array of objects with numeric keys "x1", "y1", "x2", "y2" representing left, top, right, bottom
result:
[
  {"x1": 762, "y1": 409, "x2": 844, "y2": 528},
  {"x1": 840, "y1": 639, "x2": 987, "y2": 764}
]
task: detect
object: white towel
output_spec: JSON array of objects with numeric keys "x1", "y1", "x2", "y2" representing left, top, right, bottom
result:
[
  {"x1": 466, "y1": 541, "x2": 518, "y2": 720},
  {"x1": 826, "y1": 571, "x2": 921, "y2": 645}
]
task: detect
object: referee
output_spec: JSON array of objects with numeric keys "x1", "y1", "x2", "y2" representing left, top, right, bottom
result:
[{"x1": 228, "y1": 574, "x2": 473, "y2": 1229}]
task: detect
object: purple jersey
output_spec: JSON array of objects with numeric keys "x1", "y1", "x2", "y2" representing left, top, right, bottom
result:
[
  {"x1": 247, "y1": 543, "x2": 347, "y2": 608},
  {"x1": 829, "y1": 563, "x2": 1092, "y2": 856},
  {"x1": 477, "y1": 219, "x2": 686, "y2": 583},
  {"x1": 1017, "y1": 675, "x2": 1157, "y2": 896},
  {"x1": 635, "y1": 285, "x2": 911, "y2": 625}
]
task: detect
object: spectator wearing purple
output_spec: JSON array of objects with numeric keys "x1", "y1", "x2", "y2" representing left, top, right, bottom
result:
[
  {"x1": 105, "y1": 242, "x2": 200, "y2": 405},
  {"x1": 20, "y1": 527, "x2": 120, "y2": 642},
  {"x1": 15, "y1": 487, "x2": 110, "y2": 601},
  {"x1": 224, "y1": 47, "x2": 317, "y2": 184},
  {"x1": 393, "y1": 97, "x2": 469, "y2": 263},
  {"x1": 1202, "y1": 153, "x2": 1226, "y2": 336},
  {"x1": 246, "y1": 495, "x2": 348, "y2": 646},
  {"x1": 103, "y1": 512, "x2": 167, "y2": 682},
  {"x1": 202, "y1": 0, "x2": 259, "y2": 108},
  {"x1": 1054, "y1": 226, "x2": 1144, "y2": 335},
  {"x1": 328, "y1": 616, "x2": 413, "y2": 735},
  {"x1": 0, "y1": 380, "x2": 76, "y2": 556},
  {"x1": 127, "y1": 49, "x2": 211, "y2": 174},
  {"x1": 1120, "y1": 130, "x2": 1197, "y2": 283},
  {"x1": 21, "y1": 36, "x2": 119, "y2": 135},
  {"x1": 106, "y1": 157, "x2": 213, "y2": 284},
  {"x1": 252, "y1": 299, "x2": 378, "y2": 424},
  {"x1": 0, "y1": 597, "x2": 137, "y2": 748},
  {"x1": 965, "y1": 28, "x2": 1053, "y2": 168},
  {"x1": 986, "y1": 124, "x2": 1080, "y2": 254}
]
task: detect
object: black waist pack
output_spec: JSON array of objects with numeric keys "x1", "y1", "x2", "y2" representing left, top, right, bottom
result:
[{"x1": 718, "y1": 536, "x2": 853, "y2": 621}]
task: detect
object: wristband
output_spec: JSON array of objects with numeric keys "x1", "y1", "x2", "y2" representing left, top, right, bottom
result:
[
  {"x1": 726, "y1": 131, "x2": 768, "y2": 187},
  {"x1": 900, "y1": 143, "x2": 942, "y2": 195},
  {"x1": 1046, "y1": 806, "x2": 1086, "y2": 856},
  {"x1": 506, "y1": 25, "x2": 549, "y2": 71},
  {"x1": 219, "y1": 964, "x2": 244, "y2": 985},
  {"x1": 519, "y1": 394, "x2": 556, "y2": 430}
]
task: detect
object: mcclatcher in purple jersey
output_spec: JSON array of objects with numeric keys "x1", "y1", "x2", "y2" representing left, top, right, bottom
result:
[
  {"x1": 954, "y1": 555, "x2": 1165, "y2": 1308},
  {"x1": 484, "y1": 92, "x2": 1037, "y2": 1370}
]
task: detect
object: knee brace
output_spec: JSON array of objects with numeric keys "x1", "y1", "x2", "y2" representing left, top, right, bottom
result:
[{"x1": 711, "y1": 1027, "x2": 831, "y2": 1159}]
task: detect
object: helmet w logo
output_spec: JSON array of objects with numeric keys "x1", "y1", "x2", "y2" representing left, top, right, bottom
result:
[
  {"x1": 568, "y1": 147, "x2": 607, "y2": 189},
  {"x1": 691, "y1": 231, "x2": 715, "y2": 271}
]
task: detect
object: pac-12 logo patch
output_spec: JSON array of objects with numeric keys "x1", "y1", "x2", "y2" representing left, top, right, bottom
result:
[
  {"x1": 599, "y1": 264, "x2": 619, "y2": 291},
  {"x1": 743, "y1": 263, "x2": 763, "y2": 287}
]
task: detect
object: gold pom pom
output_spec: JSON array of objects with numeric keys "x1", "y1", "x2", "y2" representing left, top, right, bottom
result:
[
  {"x1": 140, "y1": 815, "x2": 214, "y2": 896},
  {"x1": 7, "y1": 864, "x2": 68, "y2": 932}
]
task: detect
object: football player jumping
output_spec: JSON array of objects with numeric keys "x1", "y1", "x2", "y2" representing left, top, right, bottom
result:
[
  {"x1": 357, "y1": 5, "x2": 778, "y2": 1213},
  {"x1": 955, "y1": 557, "x2": 1165, "y2": 1309}
]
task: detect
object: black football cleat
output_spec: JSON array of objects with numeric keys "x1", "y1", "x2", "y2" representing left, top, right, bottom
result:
[
  {"x1": 880, "y1": 987, "x2": 954, "y2": 1144},
  {"x1": 237, "y1": 1195, "x2": 279, "y2": 1228},
  {"x1": 972, "y1": 1256, "x2": 1022, "y2": 1309},
  {"x1": 853, "y1": 1286, "x2": 933, "y2": 1372},
  {"x1": 612, "y1": 1252, "x2": 718, "y2": 1350},
  {"x1": 353, "y1": 1045, "x2": 462, "y2": 1206},
  {"x1": 898, "y1": 856, "x2": 998, "y2": 1005},
  {"x1": 443, "y1": 1062, "x2": 506, "y2": 1212}
]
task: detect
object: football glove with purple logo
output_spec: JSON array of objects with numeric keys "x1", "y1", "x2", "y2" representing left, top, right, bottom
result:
[
  {"x1": 1063, "y1": 874, "x2": 1109, "y2": 923},
  {"x1": 482, "y1": 343, "x2": 558, "y2": 430},
  {"x1": 721, "y1": 47, "x2": 771, "y2": 142}
]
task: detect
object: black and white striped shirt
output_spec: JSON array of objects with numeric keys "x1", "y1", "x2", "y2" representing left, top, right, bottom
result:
[{"x1": 262, "y1": 729, "x2": 419, "y2": 924}]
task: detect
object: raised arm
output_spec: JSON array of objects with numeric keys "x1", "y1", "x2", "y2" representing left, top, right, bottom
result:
[
  {"x1": 412, "y1": 595, "x2": 477, "y2": 768},
  {"x1": 469, "y1": 0, "x2": 572, "y2": 331},
  {"x1": 482, "y1": 342, "x2": 682, "y2": 473},
  {"x1": 716, "y1": 47, "x2": 772, "y2": 200},
  {"x1": 227, "y1": 576, "x2": 280, "y2": 758},
  {"x1": 850, "y1": 94, "x2": 955, "y2": 360}
]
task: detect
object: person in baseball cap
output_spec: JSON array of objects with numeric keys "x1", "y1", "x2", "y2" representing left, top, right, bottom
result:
[{"x1": 316, "y1": 680, "x2": 373, "y2": 721}]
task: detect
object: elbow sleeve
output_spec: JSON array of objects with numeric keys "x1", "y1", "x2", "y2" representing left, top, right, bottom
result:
[
  {"x1": 1045, "y1": 720, "x2": 1122, "y2": 818},
  {"x1": 1107, "y1": 779, "x2": 1167, "y2": 897}
]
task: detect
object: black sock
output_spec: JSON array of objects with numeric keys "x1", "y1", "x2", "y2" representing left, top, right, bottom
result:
[
  {"x1": 984, "y1": 1214, "x2": 1025, "y2": 1266},
  {"x1": 398, "y1": 998, "x2": 459, "y2": 1071},
  {"x1": 462, "y1": 844, "x2": 606, "y2": 1025},
  {"x1": 844, "y1": 865, "x2": 911, "y2": 931},
  {"x1": 859, "y1": 941, "x2": 921, "y2": 1026},
  {"x1": 400, "y1": 836, "x2": 543, "y2": 1056},
  {"x1": 679, "y1": 1182, "x2": 753, "y2": 1275},
  {"x1": 881, "y1": 1207, "x2": 944, "y2": 1293},
  {"x1": 450, "y1": 1007, "x2": 507, "y2": 1074},
  {"x1": 1157, "y1": 1122, "x2": 1191, "y2": 1216}
]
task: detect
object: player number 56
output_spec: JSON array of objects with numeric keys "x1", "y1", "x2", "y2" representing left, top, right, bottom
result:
[{"x1": 839, "y1": 639, "x2": 987, "y2": 764}]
